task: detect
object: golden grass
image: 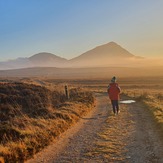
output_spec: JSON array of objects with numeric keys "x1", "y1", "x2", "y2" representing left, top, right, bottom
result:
[
  {"x1": 1, "y1": 76, "x2": 163, "y2": 162},
  {"x1": 123, "y1": 89, "x2": 163, "y2": 138},
  {"x1": 0, "y1": 81, "x2": 94, "y2": 162},
  {"x1": 0, "y1": 157, "x2": 4, "y2": 163}
]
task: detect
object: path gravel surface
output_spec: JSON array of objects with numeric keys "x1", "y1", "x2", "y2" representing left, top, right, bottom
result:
[{"x1": 27, "y1": 92, "x2": 163, "y2": 163}]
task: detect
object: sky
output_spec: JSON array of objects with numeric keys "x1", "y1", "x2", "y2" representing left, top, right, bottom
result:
[{"x1": 0, "y1": 0, "x2": 163, "y2": 61}]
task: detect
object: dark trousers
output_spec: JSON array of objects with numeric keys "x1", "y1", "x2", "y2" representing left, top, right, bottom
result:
[{"x1": 111, "y1": 100, "x2": 119, "y2": 113}]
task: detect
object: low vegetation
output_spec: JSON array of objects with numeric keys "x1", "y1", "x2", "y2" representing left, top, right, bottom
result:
[
  {"x1": 0, "y1": 82, "x2": 94, "y2": 162},
  {"x1": 1, "y1": 77, "x2": 162, "y2": 162},
  {"x1": 123, "y1": 89, "x2": 163, "y2": 137}
]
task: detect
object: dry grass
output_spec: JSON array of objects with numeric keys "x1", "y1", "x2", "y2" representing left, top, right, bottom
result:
[
  {"x1": 120, "y1": 77, "x2": 163, "y2": 144},
  {"x1": 0, "y1": 81, "x2": 94, "y2": 162},
  {"x1": 123, "y1": 89, "x2": 163, "y2": 136},
  {"x1": 1, "y1": 76, "x2": 163, "y2": 162}
]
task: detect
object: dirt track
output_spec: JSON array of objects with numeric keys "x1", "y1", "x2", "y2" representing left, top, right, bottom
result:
[{"x1": 27, "y1": 92, "x2": 163, "y2": 163}]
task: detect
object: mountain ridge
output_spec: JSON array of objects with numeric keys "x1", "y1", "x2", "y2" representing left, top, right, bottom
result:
[{"x1": 0, "y1": 42, "x2": 142, "y2": 69}]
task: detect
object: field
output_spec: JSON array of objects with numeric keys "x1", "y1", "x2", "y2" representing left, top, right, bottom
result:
[
  {"x1": 0, "y1": 80, "x2": 94, "y2": 162},
  {"x1": 0, "y1": 76, "x2": 163, "y2": 162}
]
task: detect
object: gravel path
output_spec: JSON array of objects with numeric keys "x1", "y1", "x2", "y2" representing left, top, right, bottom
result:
[
  {"x1": 126, "y1": 102, "x2": 163, "y2": 163},
  {"x1": 27, "y1": 92, "x2": 163, "y2": 163}
]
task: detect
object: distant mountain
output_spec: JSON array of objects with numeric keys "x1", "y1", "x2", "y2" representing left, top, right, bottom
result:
[
  {"x1": 29, "y1": 52, "x2": 68, "y2": 67},
  {"x1": 0, "y1": 42, "x2": 144, "y2": 70},
  {"x1": 69, "y1": 42, "x2": 141, "y2": 67},
  {"x1": 72, "y1": 42, "x2": 134, "y2": 60},
  {"x1": 0, "y1": 58, "x2": 32, "y2": 70},
  {"x1": 0, "y1": 53, "x2": 69, "y2": 70}
]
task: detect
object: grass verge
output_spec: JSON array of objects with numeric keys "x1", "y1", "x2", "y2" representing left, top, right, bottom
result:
[
  {"x1": 0, "y1": 82, "x2": 94, "y2": 162},
  {"x1": 123, "y1": 90, "x2": 163, "y2": 138}
]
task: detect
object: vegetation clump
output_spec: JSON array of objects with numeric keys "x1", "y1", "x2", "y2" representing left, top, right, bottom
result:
[
  {"x1": 0, "y1": 82, "x2": 94, "y2": 162},
  {"x1": 123, "y1": 90, "x2": 163, "y2": 138}
]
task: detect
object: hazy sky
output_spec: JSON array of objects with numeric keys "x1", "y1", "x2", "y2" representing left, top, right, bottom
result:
[{"x1": 0, "y1": 0, "x2": 163, "y2": 61}]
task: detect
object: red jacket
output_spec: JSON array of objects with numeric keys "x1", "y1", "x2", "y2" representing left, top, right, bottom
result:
[{"x1": 107, "y1": 83, "x2": 121, "y2": 100}]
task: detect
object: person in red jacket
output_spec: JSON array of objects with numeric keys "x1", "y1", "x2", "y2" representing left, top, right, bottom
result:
[{"x1": 107, "y1": 76, "x2": 121, "y2": 115}]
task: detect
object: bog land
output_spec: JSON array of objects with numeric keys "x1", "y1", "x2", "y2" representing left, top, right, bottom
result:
[{"x1": 0, "y1": 76, "x2": 163, "y2": 162}]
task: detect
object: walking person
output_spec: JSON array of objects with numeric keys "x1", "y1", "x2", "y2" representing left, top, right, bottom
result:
[{"x1": 107, "y1": 76, "x2": 121, "y2": 115}]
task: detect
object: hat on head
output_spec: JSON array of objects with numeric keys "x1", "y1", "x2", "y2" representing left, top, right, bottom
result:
[{"x1": 111, "y1": 76, "x2": 116, "y2": 83}]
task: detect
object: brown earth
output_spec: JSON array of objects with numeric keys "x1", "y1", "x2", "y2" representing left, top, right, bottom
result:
[{"x1": 27, "y1": 92, "x2": 163, "y2": 163}]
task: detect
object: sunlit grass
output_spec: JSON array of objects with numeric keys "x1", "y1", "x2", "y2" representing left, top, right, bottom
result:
[
  {"x1": 1, "y1": 77, "x2": 163, "y2": 162},
  {"x1": 0, "y1": 82, "x2": 94, "y2": 162},
  {"x1": 123, "y1": 89, "x2": 163, "y2": 138}
]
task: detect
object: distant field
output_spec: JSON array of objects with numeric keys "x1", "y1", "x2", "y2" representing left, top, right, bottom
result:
[
  {"x1": 45, "y1": 76, "x2": 163, "y2": 92},
  {"x1": 0, "y1": 66, "x2": 163, "y2": 78}
]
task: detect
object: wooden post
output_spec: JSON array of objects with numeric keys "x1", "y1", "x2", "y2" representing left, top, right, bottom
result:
[{"x1": 65, "y1": 85, "x2": 69, "y2": 99}]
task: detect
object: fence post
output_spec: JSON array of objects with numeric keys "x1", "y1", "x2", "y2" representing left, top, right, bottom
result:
[{"x1": 65, "y1": 85, "x2": 69, "y2": 99}]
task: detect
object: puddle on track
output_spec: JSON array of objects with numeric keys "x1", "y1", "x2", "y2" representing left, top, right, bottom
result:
[{"x1": 120, "y1": 100, "x2": 136, "y2": 104}]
